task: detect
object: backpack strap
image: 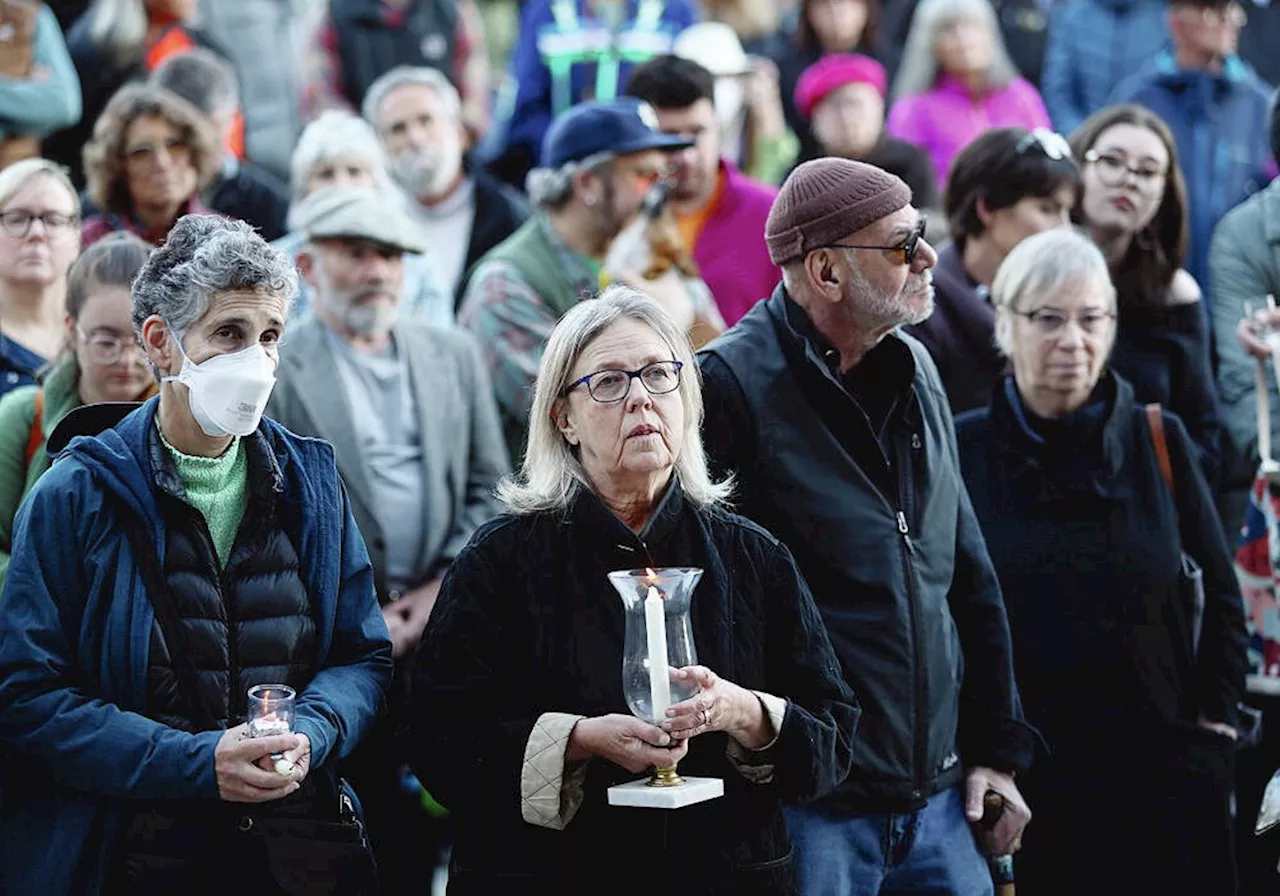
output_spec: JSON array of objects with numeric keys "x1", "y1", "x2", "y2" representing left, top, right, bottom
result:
[
  {"x1": 1145, "y1": 403, "x2": 1174, "y2": 494},
  {"x1": 23, "y1": 389, "x2": 43, "y2": 468}
]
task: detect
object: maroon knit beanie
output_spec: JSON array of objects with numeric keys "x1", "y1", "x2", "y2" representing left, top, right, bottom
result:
[{"x1": 765, "y1": 158, "x2": 912, "y2": 265}]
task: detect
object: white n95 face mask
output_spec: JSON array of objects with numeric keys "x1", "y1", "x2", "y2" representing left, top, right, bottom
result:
[{"x1": 162, "y1": 338, "x2": 277, "y2": 438}]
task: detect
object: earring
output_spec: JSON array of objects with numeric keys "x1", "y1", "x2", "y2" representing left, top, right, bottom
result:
[
  {"x1": 1135, "y1": 225, "x2": 1156, "y2": 252},
  {"x1": 584, "y1": 194, "x2": 597, "y2": 207}
]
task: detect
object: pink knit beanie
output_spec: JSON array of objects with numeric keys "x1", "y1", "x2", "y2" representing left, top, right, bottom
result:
[
  {"x1": 794, "y1": 54, "x2": 888, "y2": 119},
  {"x1": 765, "y1": 158, "x2": 912, "y2": 265}
]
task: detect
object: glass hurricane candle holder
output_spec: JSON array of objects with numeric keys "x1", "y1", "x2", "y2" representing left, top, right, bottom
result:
[
  {"x1": 605, "y1": 567, "x2": 723, "y2": 809},
  {"x1": 248, "y1": 684, "x2": 296, "y2": 775}
]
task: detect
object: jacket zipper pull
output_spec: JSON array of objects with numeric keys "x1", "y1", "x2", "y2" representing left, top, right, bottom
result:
[{"x1": 896, "y1": 510, "x2": 915, "y2": 553}]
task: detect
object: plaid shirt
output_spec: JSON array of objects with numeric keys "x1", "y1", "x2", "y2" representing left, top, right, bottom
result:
[
  {"x1": 300, "y1": 0, "x2": 490, "y2": 136},
  {"x1": 459, "y1": 213, "x2": 723, "y2": 446},
  {"x1": 458, "y1": 213, "x2": 599, "y2": 431}
]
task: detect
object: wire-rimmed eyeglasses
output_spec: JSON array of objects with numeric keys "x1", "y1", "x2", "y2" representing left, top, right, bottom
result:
[
  {"x1": 1013, "y1": 308, "x2": 1116, "y2": 336},
  {"x1": 1015, "y1": 129, "x2": 1073, "y2": 161},
  {"x1": 1083, "y1": 149, "x2": 1167, "y2": 197},
  {"x1": 821, "y1": 216, "x2": 928, "y2": 267},
  {"x1": 76, "y1": 327, "x2": 142, "y2": 364},
  {"x1": 564, "y1": 360, "x2": 684, "y2": 403}
]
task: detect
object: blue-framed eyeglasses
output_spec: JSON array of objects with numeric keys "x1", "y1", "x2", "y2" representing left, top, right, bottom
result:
[{"x1": 564, "y1": 360, "x2": 684, "y2": 403}]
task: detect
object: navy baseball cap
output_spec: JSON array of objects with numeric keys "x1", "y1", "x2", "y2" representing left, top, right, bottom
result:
[{"x1": 540, "y1": 98, "x2": 693, "y2": 169}]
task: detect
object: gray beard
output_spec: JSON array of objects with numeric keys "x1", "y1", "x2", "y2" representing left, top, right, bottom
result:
[{"x1": 391, "y1": 150, "x2": 445, "y2": 198}]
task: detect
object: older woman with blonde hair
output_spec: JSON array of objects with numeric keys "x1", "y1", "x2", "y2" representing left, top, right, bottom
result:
[
  {"x1": 955, "y1": 227, "x2": 1247, "y2": 895},
  {"x1": 410, "y1": 283, "x2": 858, "y2": 895},
  {"x1": 273, "y1": 110, "x2": 452, "y2": 329},
  {"x1": 0, "y1": 158, "x2": 82, "y2": 398},
  {"x1": 886, "y1": 0, "x2": 1050, "y2": 191},
  {"x1": 81, "y1": 82, "x2": 219, "y2": 247}
]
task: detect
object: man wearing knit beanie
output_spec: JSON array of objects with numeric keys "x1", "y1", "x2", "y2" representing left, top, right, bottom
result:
[{"x1": 699, "y1": 157, "x2": 1036, "y2": 894}]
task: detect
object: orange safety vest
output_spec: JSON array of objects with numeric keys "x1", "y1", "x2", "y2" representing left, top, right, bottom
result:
[{"x1": 144, "y1": 25, "x2": 245, "y2": 159}]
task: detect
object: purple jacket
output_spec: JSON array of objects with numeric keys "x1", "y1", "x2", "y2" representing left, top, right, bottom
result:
[
  {"x1": 887, "y1": 74, "x2": 1052, "y2": 190},
  {"x1": 695, "y1": 161, "x2": 781, "y2": 327}
]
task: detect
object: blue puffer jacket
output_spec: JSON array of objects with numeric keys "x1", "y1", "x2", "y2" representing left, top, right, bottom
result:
[
  {"x1": 0, "y1": 400, "x2": 393, "y2": 896},
  {"x1": 1110, "y1": 52, "x2": 1274, "y2": 313},
  {"x1": 1040, "y1": 0, "x2": 1169, "y2": 136}
]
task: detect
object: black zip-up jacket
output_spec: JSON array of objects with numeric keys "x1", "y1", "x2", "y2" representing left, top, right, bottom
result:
[{"x1": 699, "y1": 288, "x2": 1038, "y2": 812}]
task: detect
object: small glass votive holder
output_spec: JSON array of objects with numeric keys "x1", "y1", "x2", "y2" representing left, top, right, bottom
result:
[{"x1": 247, "y1": 684, "x2": 295, "y2": 738}]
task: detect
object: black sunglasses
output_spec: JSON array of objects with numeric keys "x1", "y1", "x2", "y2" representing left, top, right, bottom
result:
[{"x1": 822, "y1": 216, "x2": 928, "y2": 267}]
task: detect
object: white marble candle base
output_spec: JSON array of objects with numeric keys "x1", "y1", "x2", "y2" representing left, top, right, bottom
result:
[{"x1": 607, "y1": 776, "x2": 724, "y2": 809}]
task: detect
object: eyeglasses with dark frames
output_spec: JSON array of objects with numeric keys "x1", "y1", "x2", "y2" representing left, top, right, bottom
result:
[
  {"x1": 822, "y1": 216, "x2": 928, "y2": 267},
  {"x1": 1015, "y1": 128, "x2": 1073, "y2": 161},
  {"x1": 564, "y1": 360, "x2": 684, "y2": 403},
  {"x1": 0, "y1": 209, "x2": 79, "y2": 238}
]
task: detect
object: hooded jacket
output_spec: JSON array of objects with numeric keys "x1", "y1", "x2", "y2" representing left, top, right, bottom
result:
[{"x1": 0, "y1": 400, "x2": 392, "y2": 895}]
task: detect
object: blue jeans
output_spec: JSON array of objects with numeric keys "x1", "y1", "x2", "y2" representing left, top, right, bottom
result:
[{"x1": 785, "y1": 786, "x2": 994, "y2": 896}]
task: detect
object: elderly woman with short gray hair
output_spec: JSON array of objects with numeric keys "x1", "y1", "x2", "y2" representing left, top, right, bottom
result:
[
  {"x1": 273, "y1": 109, "x2": 452, "y2": 329},
  {"x1": 0, "y1": 214, "x2": 392, "y2": 896},
  {"x1": 954, "y1": 227, "x2": 1247, "y2": 895},
  {"x1": 411, "y1": 283, "x2": 857, "y2": 894}
]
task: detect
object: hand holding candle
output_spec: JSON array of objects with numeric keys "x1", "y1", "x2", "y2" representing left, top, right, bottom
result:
[{"x1": 248, "y1": 684, "x2": 298, "y2": 775}]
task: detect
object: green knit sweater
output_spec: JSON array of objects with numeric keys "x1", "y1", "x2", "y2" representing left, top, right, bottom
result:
[{"x1": 158, "y1": 426, "x2": 249, "y2": 568}]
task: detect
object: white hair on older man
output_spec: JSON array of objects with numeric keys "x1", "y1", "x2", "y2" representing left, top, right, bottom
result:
[
  {"x1": 891, "y1": 0, "x2": 1020, "y2": 100},
  {"x1": 497, "y1": 283, "x2": 733, "y2": 514},
  {"x1": 285, "y1": 110, "x2": 404, "y2": 229},
  {"x1": 991, "y1": 227, "x2": 1117, "y2": 357},
  {"x1": 361, "y1": 65, "x2": 462, "y2": 130}
]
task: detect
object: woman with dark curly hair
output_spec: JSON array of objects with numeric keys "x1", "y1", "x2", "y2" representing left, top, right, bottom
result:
[
  {"x1": 1069, "y1": 102, "x2": 1223, "y2": 485},
  {"x1": 80, "y1": 82, "x2": 220, "y2": 247}
]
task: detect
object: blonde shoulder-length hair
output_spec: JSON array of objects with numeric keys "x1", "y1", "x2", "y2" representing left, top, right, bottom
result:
[
  {"x1": 497, "y1": 283, "x2": 733, "y2": 515},
  {"x1": 891, "y1": 0, "x2": 1019, "y2": 100}
]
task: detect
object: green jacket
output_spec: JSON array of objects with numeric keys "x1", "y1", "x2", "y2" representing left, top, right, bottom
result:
[
  {"x1": 0, "y1": 355, "x2": 81, "y2": 585},
  {"x1": 1210, "y1": 179, "x2": 1280, "y2": 489}
]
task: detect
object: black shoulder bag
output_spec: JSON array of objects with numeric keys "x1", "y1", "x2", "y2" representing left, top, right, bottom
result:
[
  {"x1": 1145, "y1": 405, "x2": 1263, "y2": 748},
  {"x1": 109, "y1": 493, "x2": 379, "y2": 896}
]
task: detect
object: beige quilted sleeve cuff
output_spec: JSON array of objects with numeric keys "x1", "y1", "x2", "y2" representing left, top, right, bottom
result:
[
  {"x1": 521, "y1": 712, "x2": 589, "y2": 830},
  {"x1": 726, "y1": 691, "x2": 789, "y2": 784}
]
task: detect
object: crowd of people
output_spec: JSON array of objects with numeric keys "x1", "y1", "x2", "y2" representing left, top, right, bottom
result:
[{"x1": 0, "y1": 0, "x2": 1279, "y2": 894}]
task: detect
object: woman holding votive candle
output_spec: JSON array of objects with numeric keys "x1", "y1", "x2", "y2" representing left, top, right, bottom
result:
[
  {"x1": 0, "y1": 215, "x2": 392, "y2": 896},
  {"x1": 411, "y1": 285, "x2": 860, "y2": 895}
]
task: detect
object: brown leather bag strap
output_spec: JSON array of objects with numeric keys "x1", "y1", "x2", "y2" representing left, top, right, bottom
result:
[{"x1": 1145, "y1": 403, "x2": 1175, "y2": 494}]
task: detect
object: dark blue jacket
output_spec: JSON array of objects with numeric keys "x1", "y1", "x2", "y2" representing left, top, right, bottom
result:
[
  {"x1": 1040, "y1": 0, "x2": 1168, "y2": 136},
  {"x1": 0, "y1": 400, "x2": 392, "y2": 895},
  {"x1": 1110, "y1": 52, "x2": 1274, "y2": 310}
]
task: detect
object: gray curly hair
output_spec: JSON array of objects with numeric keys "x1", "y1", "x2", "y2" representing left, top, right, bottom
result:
[{"x1": 132, "y1": 214, "x2": 298, "y2": 344}]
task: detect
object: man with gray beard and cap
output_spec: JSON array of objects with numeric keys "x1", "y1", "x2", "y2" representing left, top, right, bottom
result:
[
  {"x1": 266, "y1": 185, "x2": 509, "y2": 894},
  {"x1": 697, "y1": 158, "x2": 1038, "y2": 895}
]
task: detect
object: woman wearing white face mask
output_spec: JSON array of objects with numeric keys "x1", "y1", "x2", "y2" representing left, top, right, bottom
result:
[{"x1": 0, "y1": 214, "x2": 392, "y2": 896}]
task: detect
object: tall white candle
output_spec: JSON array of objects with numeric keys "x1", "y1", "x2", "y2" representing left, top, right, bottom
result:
[{"x1": 644, "y1": 585, "x2": 670, "y2": 722}]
